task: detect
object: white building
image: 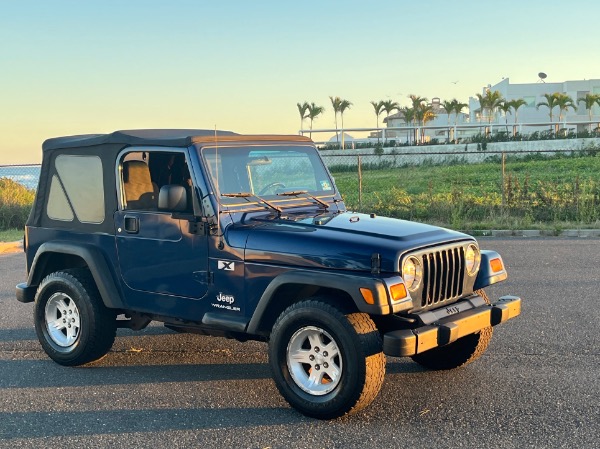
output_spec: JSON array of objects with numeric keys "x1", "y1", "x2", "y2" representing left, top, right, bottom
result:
[
  {"x1": 469, "y1": 77, "x2": 600, "y2": 132},
  {"x1": 380, "y1": 78, "x2": 600, "y2": 143}
]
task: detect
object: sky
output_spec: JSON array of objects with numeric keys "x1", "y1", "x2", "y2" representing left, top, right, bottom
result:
[{"x1": 1, "y1": 0, "x2": 600, "y2": 164}]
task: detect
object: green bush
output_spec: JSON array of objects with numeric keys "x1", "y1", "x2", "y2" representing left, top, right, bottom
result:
[{"x1": 0, "y1": 178, "x2": 35, "y2": 230}]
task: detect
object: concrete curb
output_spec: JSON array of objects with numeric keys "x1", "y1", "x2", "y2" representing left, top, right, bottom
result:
[
  {"x1": 467, "y1": 229, "x2": 600, "y2": 238},
  {"x1": 1, "y1": 229, "x2": 599, "y2": 254},
  {"x1": 0, "y1": 240, "x2": 23, "y2": 254}
]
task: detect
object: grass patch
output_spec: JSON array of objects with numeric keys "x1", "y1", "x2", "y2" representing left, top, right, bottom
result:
[
  {"x1": 0, "y1": 228, "x2": 23, "y2": 242},
  {"x1": 0, "y1": 178, "x2": 34, "y2": 231},
  {"x1": 331, "y1": 153, "x2": 600, "y2": 230}
]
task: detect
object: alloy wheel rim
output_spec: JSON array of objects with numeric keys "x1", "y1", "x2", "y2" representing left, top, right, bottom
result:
[
  {"x1": 286, "y1": 326, "x2": 342, "y2": 395},
  {"x1": 44, "y1": 292, "x2": 81, "y2": 347}
]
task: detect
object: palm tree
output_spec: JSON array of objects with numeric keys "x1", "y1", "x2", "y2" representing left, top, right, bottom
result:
[
  {"x1": 381, "y1": 100, "x2": 399, "y2": 144},
  {"x1": 450, "y1": 100, "x2": 468, "y2": 142},
  {"x1": 338, "y1": 99, "x2": 352, "y2": 149},
  {"x1": 381, "y1": 100, "x2": 399, "y2": 118},
  {"x1": 441, "y1": 99, "x2": 455, "y2": 122},
  {"x1": 306, "y1": 103, "x2": 325, "y2": 139},
  {"x1": 409, "y1": 94, "x2": 427, "y2": 112},
  {"x1": 329, "y1": 96, "x2": 343, "y2": 146},
  {"x1": 414, "y1": 103, "x2": 435, "y2": 144},
  {"x1": 452, "y1": 101, "x2": 468, "y2": 123},
  {"x1": 554, "y1": 93, "x2": 576, "y2": 122},
  {"x1": 401, "y1": 107, "x2": 416, "y2": 145},
  {"x1": 577, "y1": 93, "x2": 600, "y2": 131},
  {"x1": 408, "y1": 95, "x2": 426, "y2": 144},
  {"x1": 537, "y1": 92, "x2": 560, "y2": 124},
  {"x1": 370, "y1": 100, "x2": 385, "y2": 143},
  {"x1": 476, "y1": 90, "x2": 504, "y2": 123},
  {"x1": 441, "y1": 99, "x2": 456, "y2": 142},
  {"x1": 508, "y1": 99, "x2": 527, "y2": 124},
  {"x1": 498, "y1": 101, "x2": 512, "y2": 135},
  {"x1": 507, "y1": 98, "x2": 527, "y2": 136},
  {"x1": 296, "y1": 102, "x2": 309, "y2": 134},
  {"x1": 422, "y1": 106, "x2": 436, "y2": 144}
]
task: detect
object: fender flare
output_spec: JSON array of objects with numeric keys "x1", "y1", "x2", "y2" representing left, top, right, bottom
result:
[
  {"x1": 25, "y1": 241, "x2": 125, "y2": 309},
  {"x1": 474, "y1": 250, "x2": 508, "y2": 290},
  {"x1": 246, "y1": 270, "x2": 397, "y2": 335}
]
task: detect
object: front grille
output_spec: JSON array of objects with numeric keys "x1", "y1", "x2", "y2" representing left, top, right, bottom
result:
[
  {"x1": 400, "y1": 244, "x2": 471, "y2": 311},
  {"x1": 420, "y1": 246, "x2": 465, "y2": 307}
]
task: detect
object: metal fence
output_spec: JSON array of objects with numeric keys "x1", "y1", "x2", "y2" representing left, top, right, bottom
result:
[
  {"x1": 0, "y1": 164, "x2": 41, "y2": 191},
  {"x1": 324, "y1": 146, "x2": 600, "y2": 227},
  {"x1": 2, "y1": 144, "x2": 600, "y2": 228}
]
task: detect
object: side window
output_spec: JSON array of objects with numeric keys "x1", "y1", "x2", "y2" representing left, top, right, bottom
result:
[
  {"x1": 47, "y1": 175, "x2": 74, "y2": 221},
  {"x1": 47, "y1": 155, "x2": 104, "y2": 223},
  {"x1": 120, "y1": 151, "x2": 193, "y2": 213}
]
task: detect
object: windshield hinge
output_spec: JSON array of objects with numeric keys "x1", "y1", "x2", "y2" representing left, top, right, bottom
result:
[{"x1": 371, "y1": 253, "x2": 381, "y2": 274}]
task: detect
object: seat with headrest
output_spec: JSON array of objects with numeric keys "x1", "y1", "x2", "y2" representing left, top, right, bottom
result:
[
  {"x1": 123, "y1": 160, "x2": 158, "y2": 210},
  {"x1": 159, "y1": 185, "x2": 188, "y2": 212}
]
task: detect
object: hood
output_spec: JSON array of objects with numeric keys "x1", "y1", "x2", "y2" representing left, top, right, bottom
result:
[{"x1": 226, "y1": 211, "x2": 473, "y2": 273}]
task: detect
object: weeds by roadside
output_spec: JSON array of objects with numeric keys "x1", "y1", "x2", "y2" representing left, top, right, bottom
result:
[
  {"x1": 0, "y1": 178, "x2": 34, "y2": 231},
  {"x1": 333, "y1": 152, "x2": 600, "y2": 230}
]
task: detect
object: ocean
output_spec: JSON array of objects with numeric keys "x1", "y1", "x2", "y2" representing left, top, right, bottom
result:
[{"x1": 0, "y1": 165, "x2": 41, "y2": 190}]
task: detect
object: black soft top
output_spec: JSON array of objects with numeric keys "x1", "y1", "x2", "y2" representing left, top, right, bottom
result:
[{"x1": 42, "y1": 129, "x2": 239, "y2": 151}]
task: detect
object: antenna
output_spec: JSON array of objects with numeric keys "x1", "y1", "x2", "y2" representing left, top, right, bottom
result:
[{"x1": 537, "y1": 72, "x2": 547, "y2": 83}]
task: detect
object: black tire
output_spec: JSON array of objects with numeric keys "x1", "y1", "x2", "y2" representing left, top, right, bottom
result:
[
  {"x1": 33, "y1": 268, "x2": 117, "y2": 366},
  {"x1": 411, "y1": 289, "x2": 493, "y2": 370},
  {"x1": 268, "y1": 299, "x2": 385, "y2": 419}
]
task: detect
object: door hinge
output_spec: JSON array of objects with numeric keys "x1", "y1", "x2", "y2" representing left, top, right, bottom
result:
[{"x1": 189, "y1": 221, "x2": 209, "y2": 236}]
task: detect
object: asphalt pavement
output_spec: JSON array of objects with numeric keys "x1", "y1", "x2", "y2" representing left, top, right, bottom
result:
[{"x1": 0, "y1": 238, "x2": 598, "y2": 448}]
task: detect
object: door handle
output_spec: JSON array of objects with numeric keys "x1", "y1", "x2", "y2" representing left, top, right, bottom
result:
[{"x1": 124, "y1": 216, "x2": 139, "y2": 234}]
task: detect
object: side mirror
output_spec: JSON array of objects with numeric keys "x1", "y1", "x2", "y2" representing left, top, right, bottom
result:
[{"x1": 158, "y1": 185, "x2": 187, "y2": 212}]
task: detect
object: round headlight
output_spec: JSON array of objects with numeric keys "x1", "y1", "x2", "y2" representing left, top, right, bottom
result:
[
  {"x1": 402, "y1": 256, "x2": 423, "y2": 292},
  {"x1": 465, "y1": 243, "x2": 481, "y2": 275}
]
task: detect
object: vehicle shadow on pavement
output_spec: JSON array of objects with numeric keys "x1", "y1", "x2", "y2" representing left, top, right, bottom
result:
[
  {"x1": 1, "y1": 407, "x2": 304, "y2": 439},
  {"x1": 385, "y1": 359, "x2": 428, "y2": 374},
  {"x1": 0, "y1": 359, "x2": 272, "y2": 389},
  {"x1": 0, "y1": 327, "x2": 37, "y2": 342}
]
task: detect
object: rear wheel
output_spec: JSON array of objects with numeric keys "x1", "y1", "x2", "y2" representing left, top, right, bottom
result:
[
  {"x1": 34, "y1": 269, "x2": 117, "y2": 366},
  {"x1": 411, "y1": 289, "x2": 493, "y2": 370},
  {"x1": 269, "y1": 299, "x2": 385, "y2": 419}
]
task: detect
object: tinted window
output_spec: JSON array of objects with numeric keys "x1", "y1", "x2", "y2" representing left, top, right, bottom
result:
[
  {"x1": 47, "y1": 155, "x2": 104, "y2": 223},
  {"x1": 47, "y1": 175, "x2": 75, "y2": 221}
]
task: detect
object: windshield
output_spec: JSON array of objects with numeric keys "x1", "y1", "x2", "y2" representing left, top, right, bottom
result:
[{"x1": 199, "y1": 145, "x2": 335, "y2": 208}]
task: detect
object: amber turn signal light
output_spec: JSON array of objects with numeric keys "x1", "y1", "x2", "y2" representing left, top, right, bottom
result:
[
  {"x1": 490, "y1": 257, "x2": 504, "y2": 273},
  {"x1": 360, "y1": 288, "x2": 375, "y2": 305},
  {"x1": 390, "y1": 283, "x2": 408, "y2": 301}
]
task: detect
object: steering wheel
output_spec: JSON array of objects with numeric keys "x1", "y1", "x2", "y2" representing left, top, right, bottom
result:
[{"x1": 259, "y1": 182, "x2": 286, "y2": 195}]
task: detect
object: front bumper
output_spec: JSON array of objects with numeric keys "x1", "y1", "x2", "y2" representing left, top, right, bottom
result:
[{"x1": 383, "y1": 295, "x2": 521, "y2": 357}]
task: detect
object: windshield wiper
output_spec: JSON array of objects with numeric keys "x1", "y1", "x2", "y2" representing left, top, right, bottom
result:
[
  {"x1": 276, "y1": 190, "x2": 329, "y2": 210},
  {"x1": 221, "y1": 192, "x2": 282, "y2": 215}
]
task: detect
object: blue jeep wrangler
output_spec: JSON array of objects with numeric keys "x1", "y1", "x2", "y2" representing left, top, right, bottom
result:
[{"x1": 16, "y1": 129, "x2": 520, "y2": 419}]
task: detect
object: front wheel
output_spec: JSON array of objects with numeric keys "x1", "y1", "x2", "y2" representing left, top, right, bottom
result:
[
  {"x1": 269, "y1": 299, "x2": 385, "y2": 419},
  {"x1": 34, "y1": 269, "x2": 117, "y2": 366}
]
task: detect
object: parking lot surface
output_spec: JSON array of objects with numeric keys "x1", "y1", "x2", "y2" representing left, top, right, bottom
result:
[{"x1": 1, "y1": 238, "x2": 598, "y2": 448}]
